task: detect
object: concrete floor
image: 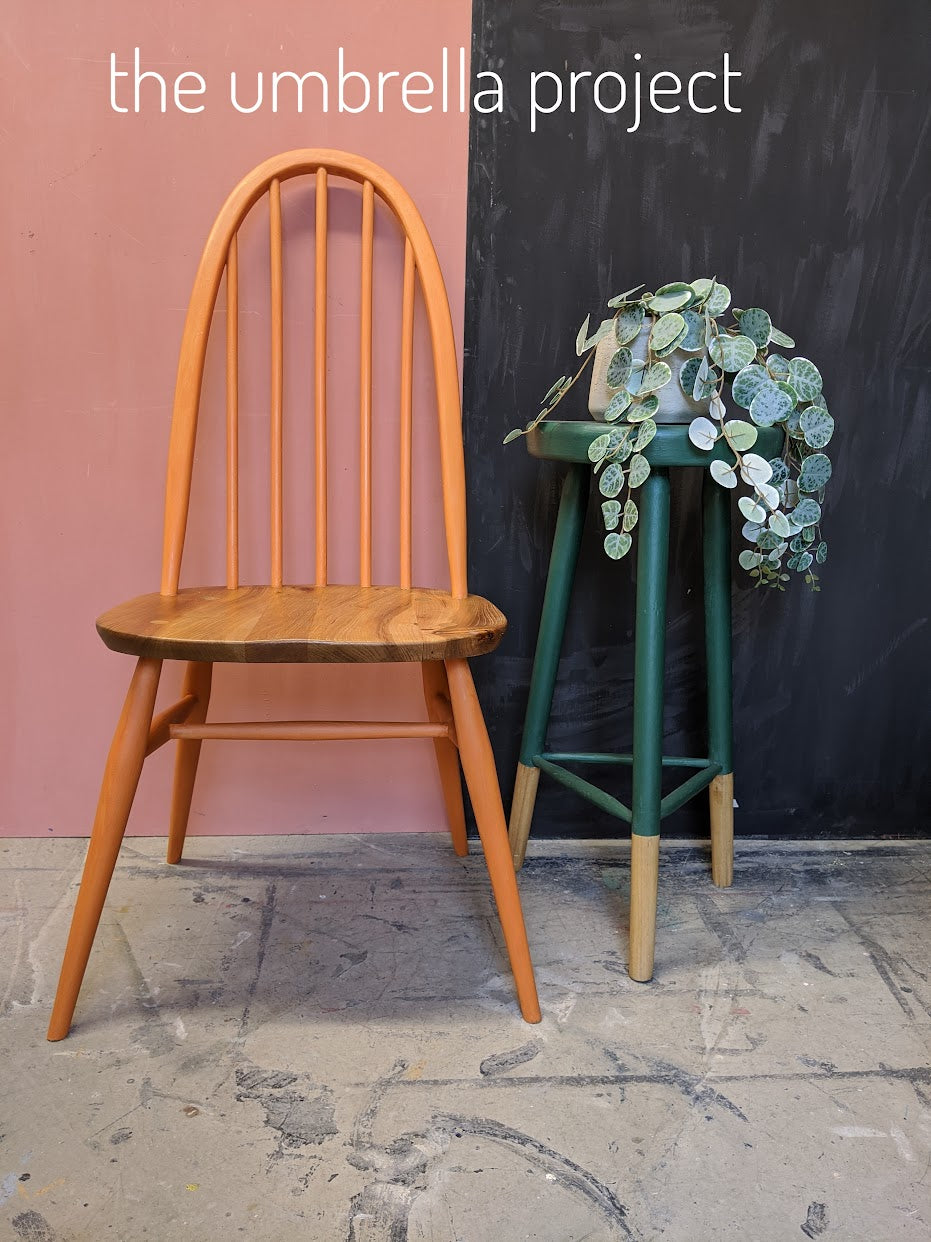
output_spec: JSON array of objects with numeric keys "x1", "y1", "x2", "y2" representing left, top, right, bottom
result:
[{"x1": 1, "y1": 834, "x2": 929, "y2": 1241}]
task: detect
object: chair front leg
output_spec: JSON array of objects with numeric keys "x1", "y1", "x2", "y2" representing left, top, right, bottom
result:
[
  {"x1": 47, "y1": 657, "x2": 162, "y2": 1041},
  {"x1": 445, "y1": 658, "x2": 541, "y2": 1024}
]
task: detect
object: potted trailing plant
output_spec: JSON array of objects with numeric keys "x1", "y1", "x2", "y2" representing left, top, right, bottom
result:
[{"x1": 506, "y1": 279, "x2": 832, "y2": 592}]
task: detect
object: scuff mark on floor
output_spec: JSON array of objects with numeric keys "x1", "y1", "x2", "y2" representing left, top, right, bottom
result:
[{"x1": 235, "y1": 1064, "x2": 338, "y2": 1159}]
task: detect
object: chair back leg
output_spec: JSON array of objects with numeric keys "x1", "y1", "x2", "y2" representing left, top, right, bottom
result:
[
  {"x1": 167, "y1": 661, "x2": 213, "y2": 864},
  {"x1": 444, "y1": 658, "x2": 541, "y2": 1023},
  {"x1": 47, "y1": 657, "x2": 163, "y2": 1040},
  {"x1": 421, "y1": 661, "x2": 468, "y2": 857}
]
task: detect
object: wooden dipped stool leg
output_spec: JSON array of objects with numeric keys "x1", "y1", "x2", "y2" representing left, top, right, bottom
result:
[
  {"x1": 709, "y1": 773, "x2": 734, "y2": 887},
  {"x1": 628, "y1": 468, "x2": 670, "y2": 983},
  {"x1": 508, "y1": 463, "x2": 589, "y2": 868},
  {"x1": 629, "y1": 833, "x2": 660, "y2": 981},
  {"x1": 508, "y1": 763, "x2": 541, "y2": 869},
  {"x1": 48, "y1": 657, "x2": 162, "y2": 1041},
  {"x1": 167, "y1": 661, "x2": 213, "y2": 864},
  {"x1": 445, "y1": 658, "x2": 541, "y2": 1023},
  {"x1": 422, "y1": 660, "x2": 468, "y2": 857}
]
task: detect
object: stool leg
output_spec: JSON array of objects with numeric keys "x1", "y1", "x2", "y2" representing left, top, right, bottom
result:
[
  {"x1": 703, "y1": 471, "x2": 734, "y2": 888},
  {"x1": 630, "y1": 468, "x2": 670, "y2": 982},
  {"x1": 509, "y1": 464, "x2": 589, "y2": 868}
]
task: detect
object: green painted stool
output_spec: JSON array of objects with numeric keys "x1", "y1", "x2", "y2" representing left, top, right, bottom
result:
[{"x1": 508, "y1": 418, "x2": 783, "y2": 982}]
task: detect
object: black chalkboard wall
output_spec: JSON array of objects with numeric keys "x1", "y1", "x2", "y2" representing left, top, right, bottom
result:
[{"x1": 463, "y1": 0, "x2": 929, "y2": 838}]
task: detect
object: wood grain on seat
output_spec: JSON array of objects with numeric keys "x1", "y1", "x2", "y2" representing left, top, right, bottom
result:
[{"x1": 97, "y1": 585, "x2": 507, "y2": 663}]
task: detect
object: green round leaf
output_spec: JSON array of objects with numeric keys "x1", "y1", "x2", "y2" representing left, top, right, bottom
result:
[
  {"x1": 731, "y1": 365, "x2": 772, "y2": 410},
  {"x1": 653, "y1": 321, "x2": 690, "y2": 358},
  {"x1": 796, "y1": 552, "x2": 813, "y2": 572},
  {"x1": 633, "y1": 419, "x2": 657, "y2": 451},
  {"x1": 739, "y1": 453, "x2": 774, "y2": 487},
  {"x1": 692, "y1": 358, "x2": 720, "y2": 401},
  {"x1": 769, "y1": 326, "x2": 795, "y2": 349},
  {"x1": 790, "y1": 533, "x2": 812, "y2": 553},
  {"x1": 628, "y1": 454, "x2": 651, "y2": 487},
  {"x1": 645, "y1": 282, "x2": 693, "y2": 313},
  {"x1": 623, "y1": 498, "x2": 639, "y2": 532},
  {"x1": 816, "y1": 541, "x2": 828, "y2": 564},
  {"x1": 750, "y1": 383, "x2": 794, "y2": 427},
  {"x1": 709, "y1": 459, "x2": 737, "y2": 489},
  {"x1": 788, "y1": 356, "x2": 823, "y2": 403},
  {"x1": 709, "y1": 333, "x2": 757, "y2": 373},
  {"x1": 638, "y1": 361, "x2": 672, "y2": 394},
  {"x1": 738, "y1": 496, "x2": 767, "y2": 522},
  {"x1": 705, "y1": 282, "x2": 731, "y2": 316},
  {"x1": 623, "y1": 403, "x2": 647, "y2": 424},
  {"x1": 766, "y1": 354, "x2": 791, "y2": 382},
  {"x1": 542, "y1": 375, "x2": 568, "y2": 405},
  {"x1": 723, "y1": 419, "x2": 758, "y2": 452},
  {"x1": 800, "y1": 405, "x2": 834, "y2": 449},
  {"x1": 604, "y1": 532, "x2": 632, "y2": 560},
  {"x1": 769, "y1": 510, "x2": 791, "y2": 538},
  {"x1": 768, "y1": 458, "x2": 790, "y2": 485},
  {"x1": 614, "y1": 303, "x2": 645, "y2": 346},
  {"x1": 608, "y1": 284, "x2": 646, "y2": 307},
  {"x1": 757, "y1": 480, "x2": 781, "y2": 510},
  {"x1": 776, "y1": 381, "x2": 799, "y2": 409},
  {"x1": 679, "y1": 310, "x2": 705, "y2": 352},
  {"x1": 606, "y1": 347, "x2": 633, "y2": 389},
  {"x1": 601, "y1": 500, "x2": 621, "y2": 531},
  {"x1": 738, "y1": 550, "x2": 763, "y2": 570},
  {"x1": 604, "y1": 389, "x2": 633, "y2": 422},
  {"x1": 738, "y1": 308, "x2": 773, "y2": 348},
  {"x1": 689, "y1": 278, "x2": 714, "y2": 304},
  {"x1": 588, "y1": 433, "x2": 611, "y2": 463},
  {"x1": 599, "y1": 462, "x2": 625, "y2": 497},
  {"x1": 679, "y1": 357, "x2": 702, "y2": 398},
  {"x1": 798, "y1": 453, "x2": 832, "y2": 493},
  {"x1": 625, "y1": 360, "x2": 646, "y2": 395},
  {"x1": 689, "y1": 417, "x2": 719, "y2": 451},
  {"x1": 650, "y1": 312, "x2": 686, "y2": 354},
  {"x1": 791, "y1": 498, "x2": 822, "y2": 526}
]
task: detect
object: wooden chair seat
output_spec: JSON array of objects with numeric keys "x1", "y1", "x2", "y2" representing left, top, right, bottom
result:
[{"x1": 96, "y1": 585, "x2": 507, "y2": 664}]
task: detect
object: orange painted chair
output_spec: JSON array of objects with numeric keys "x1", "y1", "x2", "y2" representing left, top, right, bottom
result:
[{"x1": 47, "y1": 150, "x2": 541, "y2": 1039}]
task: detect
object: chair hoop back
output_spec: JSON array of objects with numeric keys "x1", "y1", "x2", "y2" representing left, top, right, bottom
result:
[{"x1": 159, "y1": 150, "x2": 468, "y2": 598}]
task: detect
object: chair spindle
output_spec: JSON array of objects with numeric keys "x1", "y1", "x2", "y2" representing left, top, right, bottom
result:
[
  {"x1": 360, "y1": 179, "x2": 374, "y2": 586},
  {"x1": 225, "y1": 235, "x2": 239, "y2": 589},
  {"x1": 270, "y1": 177, "x2": 284, "y2": 587},
  {"x1": 314, "y1": 167, "x2": 328, "y2": 585},
  {"x1": 399, "y1": 238, "x2": 415, "y2": 589}
]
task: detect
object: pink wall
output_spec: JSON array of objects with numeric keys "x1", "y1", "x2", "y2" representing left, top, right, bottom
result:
[{"x1": 1, "y1": 2, "x2": 474, "y2": 837}]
